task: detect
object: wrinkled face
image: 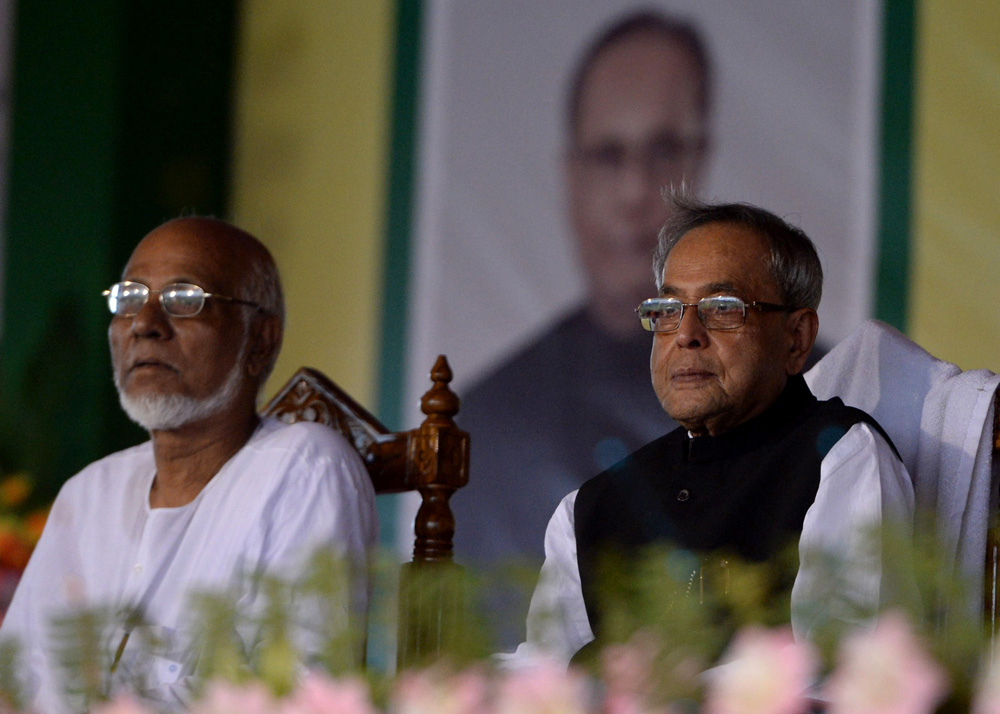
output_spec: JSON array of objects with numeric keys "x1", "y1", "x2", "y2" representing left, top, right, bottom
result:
[
  {"x1": 650, "y1": 223, "x2": 796, "y2": 436},
  {"x1": 567, "y1": 31, "x2": 707, "y2": 331},
  {"x1": 109, "y1": 222, "x2": 253, "y2": 428}
]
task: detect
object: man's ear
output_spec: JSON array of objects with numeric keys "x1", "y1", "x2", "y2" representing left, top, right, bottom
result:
[
  {"x1": 785, "y1": 308, "x2": 819, "y2": 375},
  {"x1": 245, "y1": 314, "x2": 283, "y2": 379}
]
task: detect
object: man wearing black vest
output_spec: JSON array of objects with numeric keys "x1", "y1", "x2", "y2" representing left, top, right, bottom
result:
[{"x1": 510, "y1": 198, "x2": 913, "y2": 666}]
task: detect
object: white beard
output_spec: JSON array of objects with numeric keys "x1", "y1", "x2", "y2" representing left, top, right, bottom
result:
[{"x1": 115, "y1": 357, "x2": 246, "y2": 432}]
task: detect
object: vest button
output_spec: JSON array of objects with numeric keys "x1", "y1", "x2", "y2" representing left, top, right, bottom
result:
[{"x1": 677, "y1": 489, "x2": 690, "y2": 502}]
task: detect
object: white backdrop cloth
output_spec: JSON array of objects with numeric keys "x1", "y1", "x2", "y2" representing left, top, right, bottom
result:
[{"x1": 805, "y1": 319, "x2": 1000, "y2": 603}]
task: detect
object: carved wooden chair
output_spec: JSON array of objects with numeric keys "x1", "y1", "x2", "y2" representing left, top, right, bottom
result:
[{"x1": 261, "y1": 355, "x2": 470, "y2": 666}]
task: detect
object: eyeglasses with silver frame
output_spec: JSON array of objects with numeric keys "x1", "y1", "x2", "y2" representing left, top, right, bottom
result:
[
  {"x1": 636, "y1": 296, "x2": 795, "y2": 333},
  {"x1": 102, "y1": 281, "x2": 263, "y2": 318}
]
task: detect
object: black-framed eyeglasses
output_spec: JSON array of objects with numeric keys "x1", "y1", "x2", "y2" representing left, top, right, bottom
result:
[
  {"x1": 636, "y1": 296, "x2": 795, "y2": 333},
  {"x1": 102, "y1": 281, "x2": 263, "y2": 318}
]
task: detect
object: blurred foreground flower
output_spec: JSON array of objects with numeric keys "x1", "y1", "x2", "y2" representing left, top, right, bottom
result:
[
  {"x1": 189, "y1": 680, "x2": 278, "y2": 714},
  {"x1": 391, "y1": 667, "x2": 488, "y2": 714},
  {"x1": 601, "y1": 633, "x2": 659, "y2": 714},
  {"x1": 825, "y1": 611, "x2": 948, "y2": 714},
  {"x1": 91, "y1": 692, "x2": 155, "y2": 714},
  {"x1": 702, "y1": 626, "x2": 816, "y2": 714},
  {"x1": 0, "y1": 471, "x2": 48, "y2": 573},
  {"x1": 601, "y1": 631, "x2": 699, "y2": 714},
  {"x1": 280, "y1": 673, "x2": 378, "y2": 714},
  {"x1": 0, "y1": 525, "x2": 32, "y2": 572},
  {"x1": 494, "y1": 659, "x2": 590, "y2": 714},
  {"x1": 0, "y1": 475, "x2": 30, "y2": 510}
]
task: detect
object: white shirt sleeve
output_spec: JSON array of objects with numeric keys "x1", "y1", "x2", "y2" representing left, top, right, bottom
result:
[
  {"x1": 791, "y1": 421, "x2": 915, "y2": 640},
  {"x1": 499, "y1": 490, "x2": 594, "y2": 669}
]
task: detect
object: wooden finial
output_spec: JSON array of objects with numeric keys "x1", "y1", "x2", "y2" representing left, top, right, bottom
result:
[{"x1": 421, "y1": 355, "x2": 460, "y2": 422}]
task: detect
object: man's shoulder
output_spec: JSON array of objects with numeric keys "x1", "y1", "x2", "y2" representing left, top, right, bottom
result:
[
  {"x1": 252, "y1": 416, "x2": 355, "y2": 454},
  {"x1": 238, "y1": 417, "x2": 371, "y2": 488},
  {"x1": 48, "y1": 441, "x2": 154, "y2": 517},
  {"x1": 809, "y1": 396, "x2": 901, "y2": 462},
  {"x1": 225, "y1": 420, "x2": 377, "y2": 554}
]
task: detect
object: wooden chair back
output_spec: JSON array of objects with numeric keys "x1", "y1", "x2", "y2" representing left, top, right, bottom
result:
[{"x1": 261, "y1": 355, "x2": 470, "y2": 665}]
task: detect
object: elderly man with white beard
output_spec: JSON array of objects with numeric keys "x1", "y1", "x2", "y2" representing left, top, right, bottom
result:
[{"x1": 0, "y1": 217, "x2": 377, "y2": 712}]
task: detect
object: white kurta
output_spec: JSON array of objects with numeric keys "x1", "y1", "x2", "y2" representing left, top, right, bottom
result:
[
  {"x1": 0, "y1": 417, "x2": 377, "y2": 712},
  {"x1": 507, "y1": 421, "x2": 914, "y2": 667}
]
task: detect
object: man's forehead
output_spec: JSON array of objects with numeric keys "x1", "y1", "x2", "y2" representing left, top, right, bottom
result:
[
  {"x1": 660, "y1": 224, "x2": 775, "y2": 295},
  {"x1": 124, "y1": 222, "x2": 245, "y2": 289},
  {"x1": 659, "y1": 281, "x2": 739, "y2": 297}
]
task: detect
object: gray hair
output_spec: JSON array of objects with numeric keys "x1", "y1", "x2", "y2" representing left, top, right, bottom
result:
[
  {"x1": 652, "y1": 193, "x2": 823, "y2": 310},
  {"x1": 239, "y1": 250, "x2": 285, "y2": 326},
  {"x1": 235, "y1": 235, "x2": 285, "y2": 385}
]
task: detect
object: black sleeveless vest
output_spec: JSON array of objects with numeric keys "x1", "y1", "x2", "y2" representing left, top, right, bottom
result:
[{"x1": 573, "y1": 375, "x2": 897, "y2": 635}]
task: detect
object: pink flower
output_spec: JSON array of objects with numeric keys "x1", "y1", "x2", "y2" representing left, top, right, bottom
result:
[
  {"x1": 391, "y1": 668, "x2": 489, "y2": 714},
  {"x1": 279, "y1": 673, "x2": 377, "y2": 714},
  {"x1": 702, "y1": 626, "x2": 816, "y2": 714},
  {"x1": 603, "y1": 634, "x2": 658, "y2": 696},
  {"x1": 825, "y1": 612, "x2": 948, "y2": 714},
  {"x1": 91, "y1": 693, "x2": 155, "y2": 714},
  {"x1": 493, "y1": 660, "x2": 590, "y2": 714},
  {"x1": 601, "y1": 633, "x2": 664, "y2": 714},
  {"x1": 600, "y1": 632, "x2": 701, "y2": 714},
  {"x1": 189, "y1": 680, "x2": 278, "y2": 714}
]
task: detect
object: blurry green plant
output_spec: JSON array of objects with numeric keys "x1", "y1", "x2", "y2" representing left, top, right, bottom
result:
[
  {"x1": 0, "y1": 639, "x2": 24, "y2": 711},
  {"x1": 49, "y1": 605, "x2": 115, "y2": 711},
  {"x1": 0, "y1": 523, "x2": 994, "y2": 713}
]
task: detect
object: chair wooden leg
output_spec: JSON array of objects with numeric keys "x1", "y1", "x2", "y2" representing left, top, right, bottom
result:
[{"x1": 396, "y1": 561, "x2": 466, "y2": 669}]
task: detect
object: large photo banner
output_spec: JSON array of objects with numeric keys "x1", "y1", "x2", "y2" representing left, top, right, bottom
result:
[{"x1": 402, "y1": 1, "x2": 883, "y2": 568}]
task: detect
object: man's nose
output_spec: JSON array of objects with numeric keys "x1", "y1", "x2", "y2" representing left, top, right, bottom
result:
[
  {"x1": 130, "y1": 295, "x2": 173, "y2": 338},
  {"x1": 674, "y1": 304, "x2": 707, "y2": 348}
]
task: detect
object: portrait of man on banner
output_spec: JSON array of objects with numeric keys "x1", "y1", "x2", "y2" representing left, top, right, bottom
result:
[{"x1": 403, "y1": 1, "x2": 882, "y2": 580}]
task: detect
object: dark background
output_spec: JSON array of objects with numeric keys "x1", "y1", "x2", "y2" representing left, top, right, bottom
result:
[{"x1": 0, "y1": 0, "x2": 238, "y2": 504}]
